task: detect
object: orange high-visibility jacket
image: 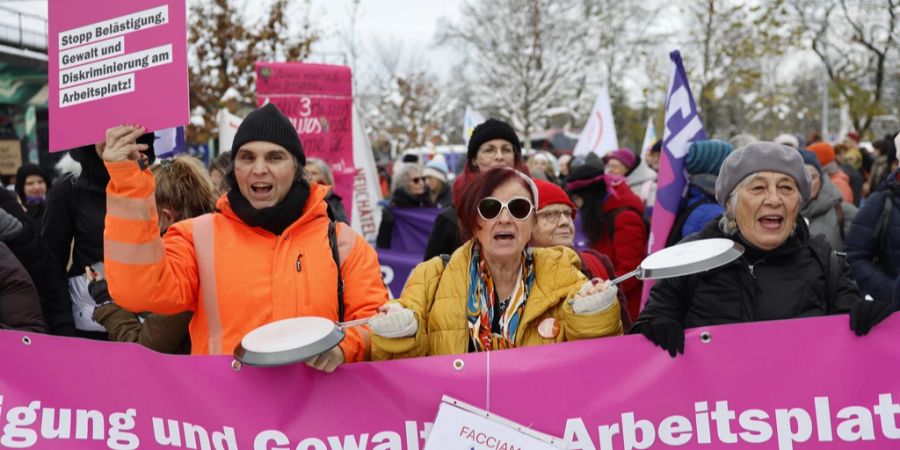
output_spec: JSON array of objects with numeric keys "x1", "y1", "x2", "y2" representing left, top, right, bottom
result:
[{"x1": 103, "y1": 161, "x2": 387, "y2": 361}]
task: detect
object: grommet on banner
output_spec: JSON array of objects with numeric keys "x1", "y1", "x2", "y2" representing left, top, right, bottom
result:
[
  {"x1": 453, "y1": 359, "x2": 464, "y2": 370},
  {"x1": 700, "y1": 331, "x2": 712, "y2": 344},
  {"x1": 21, "y1": 336, "x2": 31, "y2": 345},
  {"x1": 231, "y1": 359, "x2": 243, "y2": 371}
]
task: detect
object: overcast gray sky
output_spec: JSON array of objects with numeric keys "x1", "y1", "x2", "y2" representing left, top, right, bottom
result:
[{"x1": 2, "y1": 0, "x2": 464, "y2": 79}]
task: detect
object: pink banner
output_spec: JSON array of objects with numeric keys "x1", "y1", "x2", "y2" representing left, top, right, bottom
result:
[
  {"x1": 255, "y1": 63, "x2": 355, "y2": 223},
  {"x1": 1, "y1": 315, "x2": 898, "y2": 449},
  {"x1": 48, "y1": 0, "x2": 189, "y2": 152}
]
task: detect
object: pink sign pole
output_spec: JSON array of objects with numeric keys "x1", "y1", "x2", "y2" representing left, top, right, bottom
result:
[{"x1": 48, "y1": 0, "x2": 189, "y2": 152}]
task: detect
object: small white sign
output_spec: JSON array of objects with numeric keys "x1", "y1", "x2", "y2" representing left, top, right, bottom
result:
[{"x1": 424, "y1": 396, "x2": 568, "y2": 450}]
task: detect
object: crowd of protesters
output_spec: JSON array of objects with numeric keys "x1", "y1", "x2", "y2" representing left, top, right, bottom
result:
[{"x1": 0, "y1": 103, "x2": 897, "y2": 371}]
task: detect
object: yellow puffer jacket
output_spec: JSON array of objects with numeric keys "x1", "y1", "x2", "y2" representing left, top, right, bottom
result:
[{"x1": 372, "y1": 240, "x2": 622, "y2": 359}]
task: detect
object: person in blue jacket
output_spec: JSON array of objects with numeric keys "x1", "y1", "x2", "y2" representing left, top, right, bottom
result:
[
  {"x1": 666, "y1": 140, "x2": 733, "y2": 246},
  {"x1": 845, "y1": 166, "x2": 900, "y2": 307}
]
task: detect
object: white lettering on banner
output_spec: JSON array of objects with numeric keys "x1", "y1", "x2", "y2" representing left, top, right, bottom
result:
[
  {"x1": 657, "y1": 415, "x2": 692, "y2": 445},
  {"x1": 59, "y1": 74, "x2": 135, "y2": 108},
  {"x1": 560, "y1": 393, "x2": 900, "y2": 450},
  {"x1": 59, "y1": 37, "x2": 125, "y2": 69},
  {"x1": 149, "y1": 417, "x2": 236, "y2": 450},
  {"x1": 0, "y1": 393, "x2": 897, "y2": 449},
  {"x1": 738, "y1": 409, "x2": 772, "y2": 443},
  {"x1": 0, "y1": 396, "x2": 140, "y2": 449},
  {"x1": 253, "y1": 422, "x2": 430, "y2": 450},
  {"x1": 59, "y1": 44, "x2": 172, "y2": 88},
  {"x1": 58, "y1": 5, "x2": 169, "y2": 50},
  {"x1": 693, "y1": 401, "x2": 712, "y2": 443}
]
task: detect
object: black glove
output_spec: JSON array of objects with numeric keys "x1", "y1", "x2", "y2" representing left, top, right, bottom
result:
[
  {"x1": 632, "y1": 318, "x2": 685, "y2": 357},
  {"x1": 88, "y1": 279, "x2": 114, "y2": 307},
  {"x1": 849, "y1": 300, "x2": 895, "y2": 336}
]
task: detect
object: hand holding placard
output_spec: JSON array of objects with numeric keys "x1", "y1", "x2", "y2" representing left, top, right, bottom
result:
[
  {"x1": 49, "y1": 0, "x2": 188, "y2": 152},
  {"x1": 102, "y1": 125, "x2": 147, "y2": 162}
]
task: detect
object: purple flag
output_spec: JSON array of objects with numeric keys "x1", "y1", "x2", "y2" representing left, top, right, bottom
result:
[
  {"x1": 641, "y1": 50, "x2": 706, "y2": 309},
  {"x1": 377, "y1": 207, "x2": 441, "y2": 297}
]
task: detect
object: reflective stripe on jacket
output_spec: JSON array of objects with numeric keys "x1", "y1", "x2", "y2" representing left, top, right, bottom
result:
[{"x1": 103, "y1": 161, "x2": 387, "y2": 361}]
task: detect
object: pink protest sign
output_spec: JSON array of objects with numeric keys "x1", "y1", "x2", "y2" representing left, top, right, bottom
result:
[
  {"x1": 48, "y1": 0, "x2": 189, "y2": 152},
  {"x1": 1, "y1": 315, "x2": 898, "y2": 449},
  {"x1": 255, "y1": 62, "x2": 356, "y2": 222}
]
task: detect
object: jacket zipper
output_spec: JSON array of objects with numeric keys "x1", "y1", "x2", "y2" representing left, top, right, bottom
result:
[
  {"x1": 745, "y1": 258, "x2": 764, "y2": 321},
  {"x1": 298, "y1": 250, "x2": 311, "y2": 308}
]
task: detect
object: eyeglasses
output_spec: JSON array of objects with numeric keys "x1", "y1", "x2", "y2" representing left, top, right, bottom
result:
[
  {"x1": 536, "y1": 208, "x2": 575, "y2": 224},
  {"x1": 477, "y1": 197, "x2": 533, "y2": 221},
  {"x1": 410, "y1": 177, "x2": 424, "y2": 184}
]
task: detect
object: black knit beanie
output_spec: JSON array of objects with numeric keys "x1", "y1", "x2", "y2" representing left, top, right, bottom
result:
[
  {"x1": 230, "y1": 103, "x2": 304, "y2": 166},
  {"x1": 467, "y1": 118, "x2": 521, "y2": 162}
]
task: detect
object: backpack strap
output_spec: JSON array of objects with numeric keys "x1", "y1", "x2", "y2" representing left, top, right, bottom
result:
[
  {"x1": 328, "y1": 221, "x2": 345, "y2": 322},
  {"x1": 666, "y1": 196, "x2": 714, "y2": 247}
]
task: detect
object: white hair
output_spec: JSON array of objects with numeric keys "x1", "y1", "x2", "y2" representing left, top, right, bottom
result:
[{"x1": 305, "y1": 158, "x2": 334, "y2": 185}]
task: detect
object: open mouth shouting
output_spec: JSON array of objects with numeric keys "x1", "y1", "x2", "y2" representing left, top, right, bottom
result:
[
  {"x1": 758, "y1": 214, "x2": 784, "y2": 231},
  {"x1": 493, "y1": 230, "x2": 516, "y2": 242},
  {"x1": 250, "y1": 182, "x2": 274, "y2": 196}
]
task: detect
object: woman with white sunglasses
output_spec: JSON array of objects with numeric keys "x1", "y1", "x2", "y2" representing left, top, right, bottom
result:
[{"x1": 369, "y1": 167, "x2": 623, "y2": 359}]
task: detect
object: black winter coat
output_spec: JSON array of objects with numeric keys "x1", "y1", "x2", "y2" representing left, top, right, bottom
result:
[
  {"x1": 634, "y1": 218, "x2": 860, "y2": 329},
  {"x1": 0, "y1": 190, "x2": 74, "y2": 335},
  {"x1": 0, "y1": 241, "x2": 47, "y2": 333},
  {"x1": 845, "y1": 169, "x2": 900, "y2": 304},
  {"x1": 423, "y1": 206, "x2": 461, "y2": 260},
  {"x1": 42, "y1": 151, "x2": 108, "y2": 277}
]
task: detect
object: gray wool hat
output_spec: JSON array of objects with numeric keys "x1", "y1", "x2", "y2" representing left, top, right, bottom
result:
[{"x1": 714, "y1": 141, "x2": 811, "y2": 207}]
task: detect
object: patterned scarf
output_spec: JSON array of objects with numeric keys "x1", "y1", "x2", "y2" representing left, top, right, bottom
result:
[{"x1": 466, "y1": 242, "x2": 535, "y2": 351}]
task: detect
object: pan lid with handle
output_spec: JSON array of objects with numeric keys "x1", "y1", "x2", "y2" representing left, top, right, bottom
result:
[
  {"x1": 234, "y1": 316, "x2": 345, "y2": 367},
  {"x1": 608, "y1": 238, "x2": 744, "y2": 286},
  {"x1": 639, "y1": 238, "x2": 744, "y2": 280}
]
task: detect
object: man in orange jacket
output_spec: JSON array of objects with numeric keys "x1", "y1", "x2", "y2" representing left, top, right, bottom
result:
[{"x1": 101, "y1": 104, "x2": 387, "y2": 372}]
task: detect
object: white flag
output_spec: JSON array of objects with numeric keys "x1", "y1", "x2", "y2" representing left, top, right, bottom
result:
[
  {"x1": 217, "y1": 109, "x2": 243, "y2": 155},
  {"x1": 351, "y1": 106, "x2": 383, "y2": 243},
  {"x1": 573, "y1": 86, "x2": 619, "y2": 157},
  {"x1": 640, "y1": 117, "x2": 657, "y2": 156},
  {"x1": 463, "y1": 106, "x2": 486, "y2": 146}
]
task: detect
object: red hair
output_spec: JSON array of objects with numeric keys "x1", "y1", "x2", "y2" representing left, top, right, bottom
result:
[{"x1": 456, "y1": 168, "x2": 535, "y2": 242}]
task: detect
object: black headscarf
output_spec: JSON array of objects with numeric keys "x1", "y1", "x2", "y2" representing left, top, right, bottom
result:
[{"x1": 15, "y1": 163, "x2": 51, "y2": 203}]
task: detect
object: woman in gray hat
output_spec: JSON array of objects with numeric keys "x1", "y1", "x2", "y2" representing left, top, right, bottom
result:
[{"x1": 632, "y1": 142, "x2": 893, "y2": 357}]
